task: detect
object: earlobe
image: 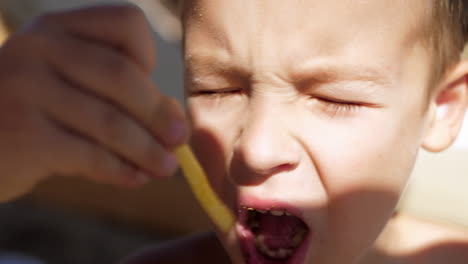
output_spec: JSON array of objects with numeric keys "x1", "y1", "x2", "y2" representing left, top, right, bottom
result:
[{"x1": 422, "y1": 61, "x2": 468, "y2": 152}]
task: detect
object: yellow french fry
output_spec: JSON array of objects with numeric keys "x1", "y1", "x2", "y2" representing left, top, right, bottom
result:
[
  {"x1": 175, "y1": 144, "x2": 234, "y2": 233},
  {"x1": 0, "y1": 15, "x2": 10, "y2": 46}
]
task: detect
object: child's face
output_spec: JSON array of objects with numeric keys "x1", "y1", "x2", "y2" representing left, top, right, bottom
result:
[{"x1": 184, "y1": 0, "x2": 433, "y2": 263}]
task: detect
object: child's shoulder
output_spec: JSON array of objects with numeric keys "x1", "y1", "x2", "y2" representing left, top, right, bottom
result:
[
  {"x1": 118, "y1": 231, "x2": 231, "y2": 264},
  {"x1": 376, "y1": 213, "x2": 468, "y2": 264}
]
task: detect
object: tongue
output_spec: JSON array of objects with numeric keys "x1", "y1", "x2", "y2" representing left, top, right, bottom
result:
[{"x1": 256, "y1": 213, "x2": 307, "y2": 249}]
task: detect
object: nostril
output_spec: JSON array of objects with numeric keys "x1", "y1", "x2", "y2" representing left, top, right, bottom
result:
[
  {"x1": 278, "y1": 163, "x2": 295, "y2": 171},
  {"x1": 272, "y1": 163, "x2": 296, "y2": 174},
  {"x1": 255, "y1": 163, "x2": 297, "y2": 177}
]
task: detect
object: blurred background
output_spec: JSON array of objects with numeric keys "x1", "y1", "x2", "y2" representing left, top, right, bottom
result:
[{"x1": 0, "y1": 0, "x2": 466, "y2": 263}]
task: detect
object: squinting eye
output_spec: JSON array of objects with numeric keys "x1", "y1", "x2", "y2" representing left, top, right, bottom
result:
[
  {"x1": 192, "y1": 88, "x2": 243, "y2": 97},
  {"x1": 313, "y1": 96, "x2": 363, "y2": 114}
]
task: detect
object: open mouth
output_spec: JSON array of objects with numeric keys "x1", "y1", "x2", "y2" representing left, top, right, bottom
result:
[{"x1": 237, "y1": 205, "x2": 310, "y2": 264}]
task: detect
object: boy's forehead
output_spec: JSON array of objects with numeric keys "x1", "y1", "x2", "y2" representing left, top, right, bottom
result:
[
  {"x1": 184, "y1": 0, "x2": 431, "y2": 80},
  {"x1": 184, "y1": 0, "x2": 429, "y2": 37},
  {"x1": 186, "y1": 0, "x2": 429, "y2": 22}
]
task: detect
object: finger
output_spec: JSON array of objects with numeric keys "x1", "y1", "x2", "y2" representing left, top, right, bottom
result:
[
  {"x1": 30, "y1": 4, "x2": 156, "y2": 73},
  {"x1": 41, "y1": 75, "x2": 179, "y2": 179},
  {"x1": 44, "y1": 116, "x2": 150, "y2": 187},
  {"x1": 39, "y1": 30, "x2": 186, "y2": 147}
]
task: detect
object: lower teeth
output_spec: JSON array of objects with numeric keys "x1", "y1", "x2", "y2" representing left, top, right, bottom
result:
[
  {"x1": 246, "y1": 209, "x2": 308, "y2": 260},
  {"x1": 254, "y1": 235, "x2": 295, "y2": 259}
]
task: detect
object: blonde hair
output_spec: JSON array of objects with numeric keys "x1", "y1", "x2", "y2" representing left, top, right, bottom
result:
[
  {"x1": 429, "y1": 0, "x2": 468, "y2": 86},
  {"x1": 166, "y1": 0, "x2": 467, "y2": 70}
]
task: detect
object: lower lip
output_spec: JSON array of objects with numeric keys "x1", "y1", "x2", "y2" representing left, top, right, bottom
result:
[{"x1": 236, "y1": 222, "x2": 311, "y2": 264}]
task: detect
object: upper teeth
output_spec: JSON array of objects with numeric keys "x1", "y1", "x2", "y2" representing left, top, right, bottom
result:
[
  {"x1": 272, "y1": 210, "x2": 286, "y2": 216},
  {"x1": 246, "y1": 207, "x2": 291, "y2": 216}
]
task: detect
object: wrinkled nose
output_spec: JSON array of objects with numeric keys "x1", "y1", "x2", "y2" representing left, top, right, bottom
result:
[{"x1": 231, "y1": 105, "x2": 301, "y2": 185}]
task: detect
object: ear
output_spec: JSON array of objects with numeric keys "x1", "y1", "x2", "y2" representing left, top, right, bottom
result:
[{"x1": 422, "y1": 60, "x2": 468, "y2": 152}]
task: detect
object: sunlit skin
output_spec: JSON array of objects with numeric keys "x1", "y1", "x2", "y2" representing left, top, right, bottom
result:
[{"x1": 180, "y1": 0, "x2": 468, "y2": 264}]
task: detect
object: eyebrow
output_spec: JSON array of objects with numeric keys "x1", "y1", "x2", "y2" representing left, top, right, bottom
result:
[
  {"x1": 186, "y1": 55, "x2": 394, "y2": 88},
  {"x1": 185, "y1": 55, "x2": 249, "y2": 79},
  {"x1": 291, "y1": 61, "x2": 394, "y2": 88}
]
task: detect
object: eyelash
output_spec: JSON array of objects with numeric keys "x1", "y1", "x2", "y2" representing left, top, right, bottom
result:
[
  {"x1": 193, "y1": 89, "x2": 242, "y2": 97},
  {"x1": 193, "y1": 90, "x2": 363, "y2": 114},
  {"x1": 314, "y1": 96, "x2": 363, "y2": 113}
]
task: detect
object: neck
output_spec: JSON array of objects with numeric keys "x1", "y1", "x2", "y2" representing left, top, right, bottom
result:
[{"x1": 358, "y1": 214, "x2": 402, "y2": 264}]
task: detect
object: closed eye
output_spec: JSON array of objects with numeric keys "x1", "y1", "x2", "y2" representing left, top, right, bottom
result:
[
  {"x1": 192, "y1": 88, "x2": 243, "y2": 97},
  {"x1": 313, "y1": 96, "x2": 364, "y2": 115}
]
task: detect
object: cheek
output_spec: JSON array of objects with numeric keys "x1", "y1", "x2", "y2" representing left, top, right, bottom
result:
[
  {"x1": 306, "y1": 103, "x2": 425, "y2": 195},
  {"x1": 187, "y1": 99, "x2": 243, "y2": 209},
  {"x1": 320, "y1": 119, "x2": 419, "y2": 196},
  {"x1": 303, "y1": 107, "x2": 424, "y2": 256}
]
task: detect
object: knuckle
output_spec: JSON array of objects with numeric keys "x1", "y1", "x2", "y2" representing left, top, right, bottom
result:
[
  {"x1": 154, "y1": 96, "x2": 173, "y2": 122},
  {"x1": 165, "y1": 96, "x2": 180, "y2": 106},
  {"x1": 109, "y1": 5, "x2": 154, "y2": 72},
  {"x1": 156, "y1": 95, "x2": 174, "y2": 114},
  {"x1": 105, "y1": 55, "x2": 133, "y2": 80},
  {"x1": 142, "y1": 144, "x2": 163, "y2": 165},
  {"x1": 86, "y1": 147, "x2": 118, "y2": 175},
  {"x1": 97, "y1": 106, "x2": 139, "y2": 149},
  {"x1": 154, "y1": 95, "x2": 186, "y2": 130},
  {"x1": 158, "y1": 95, "x2": 173, "y2": 106},
  {"x1": 99, "y1": 106, "x2": 127, "y2": 137},
  {"x1": 85, "y1": 147, "x2": 133, "y2": 184},
  {"x1": 164, "y1": 96, "x2": 184, "y2": 117},
  {"x1": 142, "y1": 144, "x2": 175, "y2": 176}
]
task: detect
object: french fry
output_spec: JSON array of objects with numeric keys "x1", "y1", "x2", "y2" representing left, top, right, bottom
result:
[{"x1": 175, "y1": 144, "x2": 234, "y2": 233}]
